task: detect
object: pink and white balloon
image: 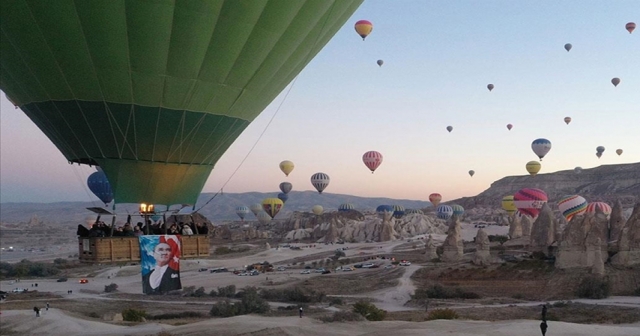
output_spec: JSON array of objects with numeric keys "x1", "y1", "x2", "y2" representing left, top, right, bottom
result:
[
  {"x1": 586, "y1": 202, "x2": 612, "y2": 218},
  {"x1": 362, "y1": 151, "x2": 383, "y2": 174}
]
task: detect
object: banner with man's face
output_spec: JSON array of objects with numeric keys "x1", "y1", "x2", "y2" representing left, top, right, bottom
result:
[{"x1": 139, "y1": 235, "x2": 182, "y2": 294}]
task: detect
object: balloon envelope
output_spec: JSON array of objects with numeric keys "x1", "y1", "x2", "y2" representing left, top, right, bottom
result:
[
  {"x1": 531, "y1": 138, "x2": 552, "y2": 160},
  {"x1": 376, "y1": 205, "x2": 394, "y2": 216},
  {"x1": 250, "y1": 203, "x2": 263, "y2": 217},
  {"x1": 338, "y1": 203, "x2": 355, "y2": 212},
  {"x1": 429, "y1": 193, "x2": 442, "y2": 207},
  {"x1": 526, "y1": 161, "x2": 542, "y2": 176},
  {"x1": 574, "y1": 167, "x2": 582, "y2": 174},
  {"x1": 0, "y1": 1, "x2": 363, "y2": 205},
  {"x1": 312, "y1": 205, "x2": 324, "y2": 216},
  {"x1": 507, "y1": 124, "x2": 513, "y2": 130},
  {"x1": 392, "y1": 205, "x2": 405, "y2": 219},
  {"x1": 257, "y1": 211, "x2": 272, "y2": 225},
  {"x1": 468, "y1": 170, "x2": 475, "y2": 177},
  {"x1": 405, "y1": 209, "x2": 424, "y2": 215},
  {"x1": 277, "y1": 193, "x2": 289, "y2": 204},
  {"x1": 235, "y1": 206, "x2": 250, "y2": 220},
  {"x1": 362, "y1": 151, "x2": 383, "y2": 173},
  {"x1": 354, "y1": 19, "x2": 373, "y2": 40},
  {"x1": 557, "y1": 195, "x2": 588, "y2": 222},
  {"x1": 586, "y1": 202, "x2": 612, "y2": 218},
  {"x1": 279, "y1": 182, "x2": 293, "y2": 194},
  {"x1": 564, "y1": 43, "x2": 572, "y2": 52},
  {"x1": 279, "y1": 161, "x2": 295, "y2": 177},
  {"x1": 87, "y1": 170, "x2": 114, "y2": 205},
  {"x1": 446, "y1": 126, "x2": 453, "y2": 133},
  {"x1": 377, "y1": 59, "x2": 383, "y2": 67},
  {"x1": 451, "y1": 204, "x2": 464, "y2": 216},
  {"x1": 564, "y1": 117, "x2": 572, "y2": 125},
  {"x1": 626, "y1": 22, "x2": 636, "y2": 34},
  {"x1": 487, "y1": 84, "x2": 494, "y2": 91},
  {"x1": 612, "y1": 77, "x2": 621, "y2": 87},
  {"x1": 616, "y1": 149, "x2": 623, "y2": 156},
  {"x1": 436, "y1": 205, "x2": 453, "y2": 220},
  {"x1": 513, "y1": 188, "x2": 548, "y2": 218},
  {"x1": 262, "y1": 198, "x2": 284, "y2": 219},
  {"x1": 502, "y1": 196, "x2": 516, "y2": 214},
  {"x1": 596, "y1": 146, "x2": 605, "y2": 153},
  {"x1": 310, "y1": 172, "x2": 330, "y2": 194}
]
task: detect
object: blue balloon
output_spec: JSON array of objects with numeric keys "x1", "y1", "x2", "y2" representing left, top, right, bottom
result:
[
  {"x1": 376, "y1": 205, "x2": 394, "y2": 214},
  {"x1": 436, "y1": 205, "x2": 453, "y2": 220},
  {"x1": 392, "y1": 205, "x2": 405, "y2": 219},
  {"x1": 87, "y1": 170, "x2": 114, "y2": 205},
  {"x1": 277, "y1": 193, "x2": 289, "y2": 203}
]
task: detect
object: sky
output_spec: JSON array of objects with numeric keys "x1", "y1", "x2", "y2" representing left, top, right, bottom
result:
[{"x1": 1, "y1": 1, "x2": 639, "y2": 205}]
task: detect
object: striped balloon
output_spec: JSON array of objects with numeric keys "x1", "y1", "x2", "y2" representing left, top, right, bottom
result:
[
  {"x1": 557, "y1": 195, "x2": 587, "y2": 221},
  {"x1": 436, "y1": 205, "x2": 453, "y2": 220},
  {"x1": 513, "y1": 188, "x2": 548, "y2": 218},
  {"x1": 376, "y1": 205, "x2": 394, "y2": 215},
  {"x1": 405, "y1": 209, "x2": 424, "y2": 215},
  {"x1": 451, "y1": 204, "x2": 465, "y2": 216},
  {"x1": 586, "y1": 202, "x2": 612, "y2": 218},
  {"x1": 392, "y1": 205, "x2": 405, "y2": 219},
  {"x1": 338, "y1": 203, "x2": 355, "y2": 212},
  {"x1": 531, "y1": 138, "x2": 552, "y2": 160},
  {"x1": 235, "y1": 206, "x2": 250, "y2": 221},
  {"x1": 429, "y1": 193, "x2": 442, "y2": 207},
  {"x1": 250, "y1": 203, "x2": 263, "y2": 217},
  {"x1": 362, "y1": 151, "x2": 383, "y2": 173},
  {"x1": 262, "y1": 198, "x2": 284, "y2": 219},
  {"x1": 310, "y1": 172, "x2": 330, "y2": 194}
]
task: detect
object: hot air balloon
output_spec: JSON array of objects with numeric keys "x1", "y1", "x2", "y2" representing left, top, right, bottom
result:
[
  {"x1": 487, "y1": 84, "x2": 494, "y2": 92},
  {"x1": 451, "y1": 204, "x2": 464, "y2": 216},
  {"x1": 87, "y1": 170, "x2": 114, "y2": 205},
  {"x1": 616, "y1": 149, "x2": 623, "y2": 156},
  {"x1": 354, "y1": 20, "x2": 373, "y2": 40},
  {"x1": 392, "y1": 205, "x2": 406, "y2": 219},
  {"x1": 436, "y1": 205, "x2": 453, "y2": 220},
  {"x1": 501, "y1": 196, "x2": 516, "y2": 215},
  {"x1": 338, "y1": 203, "x2": 355, "y2": 212},
  {"x1": 513, "y1": 188, "x2": 548, "y2": 218},
  {"x1": 596, "y1": 146, "x2": 605, "y2": 159},
  {"x1": 531, "y1": 138, "x2": 552, "y2": 160},
  {"x1": 564, "y1": 43, "x2": 572, "y2": 52},
  {"x1": 405, "y1": 209, "x2": 424, "y2": 215},
  {"x1": 429, "y1": 193, "x2": 442, "y2": 208},
  {"x1": 262, "y1": 198, "x2": 284, "y2": 219},
  {"x1": 280, "y1": 161, "x2": 295, "y2": 177},
  {"x1": 446, "y1": 126, "x2": 453, "y2": 133},
  {"x1": 564, "y1": 117, "x2": 572, "y2": 125},
  {"x1": 0, "y1": 1, "x2": 363, "y2": 206},
  {"x1": 526, "y1": 161, "x2": 542, "y2": 176},
  {"x1": 257, "y1": 211, "x2": 272, "y2": 225},
  {"x1": 586, "y1": 202, "x2": 612, "y2": 218},
  {"x1": 312, "y1": 205, "x2": 324, "y2": 216},
  {"x1": 468, "y1": 170, "x2": 475, "y2": 177},
  {"x1": 626, "y1": 22, "x2": 636, "y2": 34},
  {"x1": 557, "y1": 195, "x2": 587, "y2": 222},
  {"x1": 507, "y1": 124, "x2": 513, "y2": 131},
  {"x1": 611, "y1": 77, "x2": 621, "y2": 87},
  {"x1": 377, "y1": 59, "x2": 384, "y2": 67},
  {"x1": 250, "y1": 203, "x2": 263, "y2": 217},
  {"x1": 311, "y1": 173, "x2": 330, "y2": 194},
  {"x1": 235, "y1": 206, "x2": 250, "y2": 221},
  {"x1": 574, "y1": 167, "x2": 583, "y2": 174},
  {"x1": 376, "y1": 205, "x2": 394, "y2": 217},
  {"x1": 279, "y1": 182, "x2": 292, "y2": 194},
  {"x1": 277, "y1": 192, "x2": 289, "y2": 204},
  {"x1": 362, "y1": 151, "x2": 383, "y2": 173}
]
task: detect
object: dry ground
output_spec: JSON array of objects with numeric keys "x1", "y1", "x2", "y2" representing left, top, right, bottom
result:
[{"x1": 298, "y1": 267, "x2": 404, "y2": 295}]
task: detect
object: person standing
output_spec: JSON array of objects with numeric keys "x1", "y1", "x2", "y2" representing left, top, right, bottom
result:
[
  {"x1": 540, "y1": 320, "x2": 548, "y2": 336},
  {"x1": 46, "y1": 302, "x2": 49, "y2": 311},
  {"x1": 299, "y1": 307, "x2": 303, "y2": 318}
]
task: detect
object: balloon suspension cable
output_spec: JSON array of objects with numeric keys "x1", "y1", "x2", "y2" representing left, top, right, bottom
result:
[
  {"x1": 195, "y1": 1, "x2": 339, "y2": 213},
  {"x1": 70, "y1": 163, "x2": 98, "y2": 208}
]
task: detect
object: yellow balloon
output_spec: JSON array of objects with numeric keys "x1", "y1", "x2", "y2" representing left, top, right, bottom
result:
[
  {"x1": 262, "y1": 198, "x2": 284, "y2": 219},
  {"x1": 501, "y1": 195, "x2": 516, "y2": 214},
  {"x1": 526, "y1": 161, "x2": 541, "y2": 176},
  {"x1": 312, "y1": 205, "x2": 324, "y2": 216},
  {"x1": 279, "y1": 160, "x2": 295, "y2": 176}
]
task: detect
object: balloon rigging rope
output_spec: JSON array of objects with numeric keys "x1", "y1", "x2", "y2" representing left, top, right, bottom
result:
[{"x1": 195, "y1": 1, "x2": 339, "y2": 213}]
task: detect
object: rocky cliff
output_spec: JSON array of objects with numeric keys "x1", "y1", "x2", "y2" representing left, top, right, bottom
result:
[{"x1": 451, "y1": 162, "x2": 640, "y2": 209}]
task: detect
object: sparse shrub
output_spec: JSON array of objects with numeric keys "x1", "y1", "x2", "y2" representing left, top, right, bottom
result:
[
  {"x1": 487, "y1": 235, "x2": 509, "y2": 245},
  {"x1": 413, "y1": 285, "x2": 481, "y2": 300},
  {"x1": 209, "y1": 299, "x2": 239, "y2": 317},
  {"x1": 122, "y1": 308, "x2": 147, "y2": 322},
  {"x1": 85, "y1": 311, "x2": 100, "y2": 318},
  {"x1": 193, "y1": 286, "x2": 206, "y2": 297},
  {"x1": 511, "y1": 293, "x2": 525, "y2": 300},
  {"x1": 531, "y1": 251, "x2": 547, "y2": 260},
  {"x1": 148, "y1": 311, "x2": 204, "y2": 320},
  {"x1": 436, "y1": 245, "x2": 444, "y2": 256},
  {"x1": 53, "y1": 258, "x2": 68, "y2": 265},
  {"x1": 576, "y1": 276, "x2": 610, "y2": 299},
  {"x1": 319, "y1": 310, "x2": 365, "y2": 322},
  {"x1": 209, "y1": 289, "x2": 218, "y2": 297},
  {"x1": 634, "y1": 287, "x2": 640, "y2": 296},
  {"x1": 260, "y1": 287, "x2": 325, "y2": 303},
  {"x1": 182, "y1": 286, "x2": 196, "y2": 296},
  {"x1": 329, "y1": 297, "x2": 344, "y2": 306},
  {"x1": 217, "y1": 285, "x2": 236, "y2": 297},
  {"x1": 214, "y1": 246, "x2": 232, "y2": 255},
  {"x1": 426, "y1": 308, "x2": 458, "y2": 320},
  {"x1": 104, "y1": 283, "x2": 118, "y2": 293},
  {"x1": 552, "y1": 300, "x2": 571, "y2": 308},
  {"x1": 352, "y1": 301, "x2": 386, "y2": 321},
  {"x1": 334, "y1": 250, "x2": 346, "y2": 258}
]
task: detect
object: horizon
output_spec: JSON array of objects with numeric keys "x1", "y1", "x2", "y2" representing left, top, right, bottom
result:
[{"x1": 2, "y1": 1, "x2": 639, "y2": 204}]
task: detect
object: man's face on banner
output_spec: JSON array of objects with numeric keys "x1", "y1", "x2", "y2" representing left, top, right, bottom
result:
[{"x1": 153, "y1": 243, "x2": 172, "y2": 267}]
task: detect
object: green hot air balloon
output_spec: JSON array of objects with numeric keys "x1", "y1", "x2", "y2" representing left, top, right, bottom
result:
[{"x1": 0, "y1": 0, "x2": 363, "y2": 206}]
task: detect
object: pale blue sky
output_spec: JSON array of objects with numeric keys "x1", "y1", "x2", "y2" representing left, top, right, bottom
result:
[{"x1": 1, "y1": 1, "x2": 639, "y2": 204}]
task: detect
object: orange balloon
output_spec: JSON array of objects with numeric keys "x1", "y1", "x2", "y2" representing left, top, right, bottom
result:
[{"x1": 354, "y1": 20, "x2": 373, "y2": 40}]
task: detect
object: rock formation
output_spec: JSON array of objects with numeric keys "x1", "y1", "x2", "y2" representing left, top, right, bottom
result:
[
  {"x1": 441, "y1": 215, "x2": 464, "y2": 262},
  {"x1": 265, "y1": 242, "x2": 271, "y2": 250},
  {"x1": 521, "y1": 215, "x2": 533, "y2": 237},
  {"x1": 379, "y1": 211, "x2": 397, "y2": 242},
  {"x1": 556, "y1": 212, "x2": 609, "y2": 269},
  {"x1": 609, "y1": 200, "x2": 626, "y2": 244},
  {"x1": 508, "y1": 214, "x2": 522, "y2": 239},
  {"x1": 529, "y1": 203, "x2": 556, "y2": 255},
  {"x1": 472, "y1": 228, "x2": 491, "y2": 266},
  {"x1": 591, "y1": 238, "x2": 605, "y2": 275},
  {"x1": 611, "y1": 203, "x2": 640, "y2": 266},
  {"x1": 424, "y1": 234, "x2": 439, "y2": 260}
]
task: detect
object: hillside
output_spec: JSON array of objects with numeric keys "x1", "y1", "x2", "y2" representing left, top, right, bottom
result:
[{"x1": 450, "y1": 162, "x2": 640, "y2": 209}]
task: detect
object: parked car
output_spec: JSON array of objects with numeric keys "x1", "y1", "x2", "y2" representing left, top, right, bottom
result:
[
  {"x1": 362, "y1": 263, "x2": 375, "y2": 268},
  {"x1": 342, "y1": 267, "x2": 353, "y2": 272},
  {"x1": 249, "y1": 270, "x2": 260, "y2": 276},
  {"x1": 314, "y1": 268, "x2": 325, "y2": 273},
  {"x1": 79, "y1": 278, "x2": 89, "y2": 284},
  {"x1": 399, "y1": 261, "x2": 411, "y2": 266},
  {"x1": 300, "y1": 270, "x2": 311, "y2": 274},
  {"x1": 384, "y1": 265, "x2": 394, "y2": 269},
  {"x1": 321, "y1": 270, "x2": 331, "y2": 274},
  {"x1": 277, "y1": 266, "x2": 287, "y2": 271},
  {"x1": 353, "y1": 264, "x2": 363, "y2": 268},
  {"x1": 12, "y1": 288, "x2": 26, "y2": 293},
  {"x1": 56, "y1": 277, "x2": 68, "y2": 282},
  {"x1": 198, "y1": 268, "x2": 208, "y2": 272}
]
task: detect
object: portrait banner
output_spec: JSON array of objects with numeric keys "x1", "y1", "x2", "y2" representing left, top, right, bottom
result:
[{"x1": 139, "y1": 235, "x2": 182, "y2": 294}]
